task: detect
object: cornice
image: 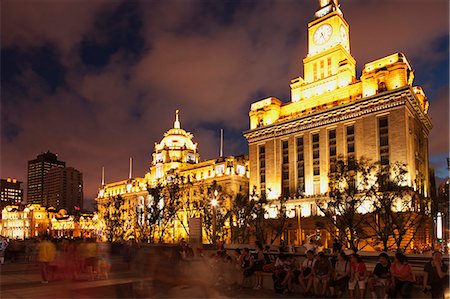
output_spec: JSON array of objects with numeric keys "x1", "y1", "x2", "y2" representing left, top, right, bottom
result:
[{"x1": 244, "y1": 87, "x2": 432, "y2": 143}]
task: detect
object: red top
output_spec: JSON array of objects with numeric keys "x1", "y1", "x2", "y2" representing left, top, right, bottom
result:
[
  {"x1": 351, "y1": 262, "x2": 367, "y2": 279},
  {"x1": 390, "y1": 263, "x2": 414, "y2": 282}
]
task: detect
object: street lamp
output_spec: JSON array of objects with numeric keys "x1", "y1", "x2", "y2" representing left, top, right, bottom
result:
[
  {"x1": 211, "y1": 190, "x2": 218, "y2": 246},
  {"x1": 296, "y1": 205, "x2": 302, "y2": 246}
]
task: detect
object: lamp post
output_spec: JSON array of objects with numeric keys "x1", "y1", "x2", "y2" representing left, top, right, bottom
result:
[
  {"x1": 211, "y1": 190, "x2": 218, "y2": 246},
  {"x1": 296, "y1": 205, "x2": 302, "y2": 246}
]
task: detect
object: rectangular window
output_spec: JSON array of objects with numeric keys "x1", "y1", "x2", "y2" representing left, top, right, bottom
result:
[
  {"x1": 329, "y1": 129, "x2": 337, "y2": 174},
  {"x1": 346, "y1": 125, "x2": 355, "y2": 160},
  {"x1": 259, "y1": 145, "x2": 266, "y2": 195},
  {"x1": 297, "y1": 137, "x2": 305, "y2": 194},
  {"x1": 378, "y1": 117, "x2": 389, "y2": 166},
  {"x1": 282, "y1": 140, "x2": 289, "y2": 198},
  {"x1": 313, "y1": 63, "x2": 317, "y2": 81},
  {"x1": 327, "y1": 57, "x2": 332, "y2": 76},
  {"x1": 312, "y1": 133, "x2": 320, "y2": 177},
  {"x1": 320, "y1": 60, "x2": 324, "y2": 79}
]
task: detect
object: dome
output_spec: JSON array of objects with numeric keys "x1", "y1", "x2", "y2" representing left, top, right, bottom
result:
[{"x1": 152, "y1": 110, "x2": 199, "y2": 166}]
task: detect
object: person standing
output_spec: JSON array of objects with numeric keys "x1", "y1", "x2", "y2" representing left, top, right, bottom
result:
[
  {"x1": 423, "y1": 251, "x2": 449, "y2": 299},
  {"x1": 0, "y1": 237, "x2": 9, "y2": 264},
  {"x1": 253, "y1": 241, "x2": 265, "y2": 290},
  {"x1": 37, "y1": 236, "x2": 56, "y2": 283}
]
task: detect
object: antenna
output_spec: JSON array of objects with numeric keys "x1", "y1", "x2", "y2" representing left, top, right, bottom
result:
[
  {"x1": 129, "y1": 157, "x2": 133, "y2": 179},
  {"x1": 174, "y1": 109, "x2": 181, "y2": 129},
  {"x1": 220, "y1": 128, "x2": 224, "y2": 157},
  {"x1": 101, "y1": 166, "x2": 105, "y2": 186}
]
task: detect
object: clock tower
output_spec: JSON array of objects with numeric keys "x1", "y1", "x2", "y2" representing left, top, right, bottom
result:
[{"x1": 291, "y1": 0, "x2": 356, "y2": 101}]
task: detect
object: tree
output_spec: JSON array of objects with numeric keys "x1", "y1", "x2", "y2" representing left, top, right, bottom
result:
[
  {"x1": 316, "y1": 158, "x2": 375, "y2": 250},
  {"x1": 246, "y1": 187, "x2": 292, "y2": 245},
  {"x1": 99, "y1": 195, "x2": 126, "y2": 242},
  {"x1": 228, "y1": 189, "x2": 258, "y2": 244},
  {"x1": 365, "y1": 162, "x2": 430, "y2": 251},
  {"x1": 193, "y1": 180, "x2": 230, "y2": 244}
]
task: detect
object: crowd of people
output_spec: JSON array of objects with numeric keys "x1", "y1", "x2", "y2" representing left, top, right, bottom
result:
[
  {"x1": 1, "y1": 235, "x2": 449, "y2": 298},
  {"x1": 225, "y1": 240, "x2": 449, "y2": 298},
  {"x1": 1, "y1": 235, "x2": 116, "y2": 283}
]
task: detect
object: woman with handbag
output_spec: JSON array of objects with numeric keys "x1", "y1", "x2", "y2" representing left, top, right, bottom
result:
[{"x1": 330, "y1": 252, "x2": 351, "y2": 297}]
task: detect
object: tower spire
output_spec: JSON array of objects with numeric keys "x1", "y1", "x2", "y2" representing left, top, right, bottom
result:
[
  {"x1": 220, "y1": 128, "x2": 224, "y2": 157},
  {"x1": 174, "y1": 109, "x2": 181, "y2": 129},
  {"x1": 129, "y1": 157, "x2": 133, "y2": 179},
  {"x1": 101, "y1": 166, "x2": 105, "y2": 186}
]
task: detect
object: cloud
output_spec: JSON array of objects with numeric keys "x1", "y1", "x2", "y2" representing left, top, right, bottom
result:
[{"x1": 1, "y1": 0, "x2": 448, "y2": 203}]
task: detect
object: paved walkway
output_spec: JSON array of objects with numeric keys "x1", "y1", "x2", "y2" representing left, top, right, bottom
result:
[{"x1": 0, "y1": 258, "x2": 434, "y2": 299}]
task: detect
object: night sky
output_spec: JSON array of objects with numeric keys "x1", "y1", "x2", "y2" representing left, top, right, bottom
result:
[{"x1": 1, "y1": 0, "x2": 449, "y2": 209}]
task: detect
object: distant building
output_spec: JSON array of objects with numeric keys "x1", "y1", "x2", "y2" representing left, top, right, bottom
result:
[
  {"x1": 0, "y1": 178, "x2": 23, "y2": 210},
  {"x1": 0, "y1": 204, "x2": 98, "y2": 240},
  {"x1": 43, "y1": 167, "x2": 83, "y2": 213},
  {"x1": 27, "y1": 151, "x2": 65, "y2": 204},
  {"x1": 96, "y1": 111, "x2": 249, "y2": 243}
]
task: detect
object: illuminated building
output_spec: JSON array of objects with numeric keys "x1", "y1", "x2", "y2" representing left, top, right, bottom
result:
[
  {"x1": 0, "y1": 178, "x2": 23, "y2": 210},
  {"x1": 0, "y1": 204, "x2": 98, "y2": 240},
  {"x1": 244, "y1": 1, "x2": 431, "y2": 246},
  {"x1": 96, "y1": 110, "x2": 249, "y2": 242},
  {"x1": 27, "y1": 151, "x2": 66, "y2": 205},
  {"x1": 1, "y1": 204, "x2": 49, "y2": 239},
  {"x1": 43, "y1": 167, "x2": 83, "y2": 213}
]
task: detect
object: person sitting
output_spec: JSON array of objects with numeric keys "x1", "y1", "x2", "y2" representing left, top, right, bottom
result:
[
  {"x1": 368, "y1": 253, "x2": 391, "y2": 299},
  {"x1": 330, "y1": 251, "x2": 350, "y2": 298},
  {"x1": 314, "y1": 251, "x2": 332, "y2": 297},
  {"x1": 272, "y1": 253, "x2": 288, "y2": 294},
  {"x1": 390, "y1": 252, "x2": 415, "y2": 298},
  {"x1": 349, "y1": 253, "x2": 367, "y2": 299},
  {"x1": 423, "y1": 251, "x2": 449, "y2": 299},
  {"x1": 299, "y1": 250, "x2": 316, "y2": 296},
  {"x1": 281, "y1": 254, "x2": 300, "y2": 294}
]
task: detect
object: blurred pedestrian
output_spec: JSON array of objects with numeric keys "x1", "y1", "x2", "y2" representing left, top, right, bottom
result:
[
  {"x1": 0, "y1": 237, "x2": 9, "y2": 264},
  {"x1": 37, "y1": 236, "x2": 56, "y2": 283}
]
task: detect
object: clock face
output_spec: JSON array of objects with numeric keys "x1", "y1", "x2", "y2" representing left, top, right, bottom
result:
[
  {"x1": 313, "y1": 24, "x2": 333, "y2": 45},
  {"x1": 340, "y1": 25, "x2": 347, "y2": 44}
]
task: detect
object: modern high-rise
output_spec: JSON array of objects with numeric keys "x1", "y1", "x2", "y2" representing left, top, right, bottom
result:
[
  {"x1": 0, "y1": 178, "x2": 23, "y2": 210},
  {"x1": 43, "y1": 167, "x2": 83, "y2": 212},
  {"x1": 27, "y1": 151, "x2": 66, "y2": 204},
  {"x1": 244, "y1": 1, "x2": 431, "y2": 217}
]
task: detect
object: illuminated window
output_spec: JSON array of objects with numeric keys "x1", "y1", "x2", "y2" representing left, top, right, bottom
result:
[
  {"x1": 313, "y1": 63, "x2": 317, "y2": 81},
  {"x1": 327, "y1": 58, "x2": 332, "y2": 76},
  {"x1": 281, "y1": 141, "x2": 289, "y2": 198},
  {"x1": 346, "y1": 125, "x2": 355, "y2": 160},
  {"x1": 297, "y1": 137, "x2": 305, "y2": 193},
  {"x1": 312, "y1": 133, "x2": 320, "y2": 177},
  {"x1": 259, "y1": 145, "x2": 266, "y2": 196},
  {"x1": 329, "y1": 129, "x2": 337, "y2": 173},
  {"x1": 215, "y1": 165, "x2": 225, "y2": 176},
  {"x1": 378, "y1": 117, "x2": 389, "y2": 166},
  {"x1": 320, "y1": 60, "x2": 324, "y2": 79}
]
